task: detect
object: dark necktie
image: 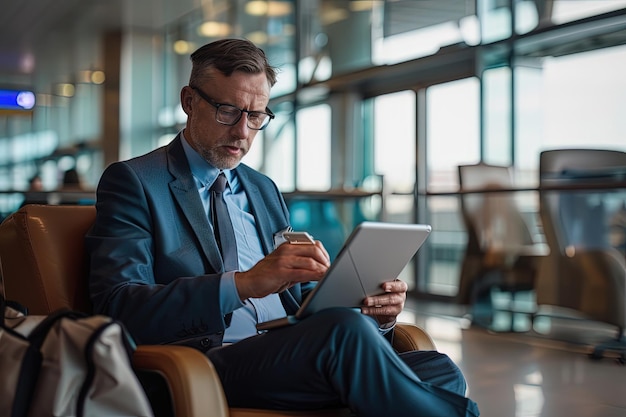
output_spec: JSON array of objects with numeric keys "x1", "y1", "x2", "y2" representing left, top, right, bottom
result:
[{"x1": 210, "y1": 173, "x2": 239, "y2": 271}]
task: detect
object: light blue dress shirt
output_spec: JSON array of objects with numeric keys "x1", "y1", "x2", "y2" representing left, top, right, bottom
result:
[{"x1": 181, "y1": 134, "x2": 287, "y2": 343}]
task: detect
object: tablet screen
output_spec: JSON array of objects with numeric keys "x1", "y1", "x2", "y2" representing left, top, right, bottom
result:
[{"x1": 297, "y1": 222, "x2": 432, "y2": 318}]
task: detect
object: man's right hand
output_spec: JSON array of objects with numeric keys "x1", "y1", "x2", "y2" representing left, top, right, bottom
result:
[{"x1": 234, "y1": 240, "x2": 330, "y2": 300}]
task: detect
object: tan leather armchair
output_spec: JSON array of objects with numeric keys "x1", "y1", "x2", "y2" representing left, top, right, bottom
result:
[{"x1": 0, "y1": 204, "x2": 437, "y2": 417}]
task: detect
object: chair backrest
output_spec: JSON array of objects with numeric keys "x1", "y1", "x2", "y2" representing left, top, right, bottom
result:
[
  {"x1": 0, "y1": 204, "x2": 95, "y2": 315},
  {"x1": 539, "y1": 148, "x2": 626, "y2": 253},
  {"x1": 537, "y1": 149, "x2": 626, "y2": 329},
  {"x1": 458, "y1": 163, "x2": 535, "y2": 252},
  {"x1": 540, "y1": 148, "x2": 626, "y2": 179}
]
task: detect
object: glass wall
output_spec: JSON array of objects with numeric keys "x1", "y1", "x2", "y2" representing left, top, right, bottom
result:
[
  {"x1": 422, "y1": 79, "x2": 481, "y2": 296},
  {"x1": 296, "y1": 104, "x2": 331, "y2": 191},
  {"x1": 515, "y1": 44, "x2": 626, "y2": 184}
]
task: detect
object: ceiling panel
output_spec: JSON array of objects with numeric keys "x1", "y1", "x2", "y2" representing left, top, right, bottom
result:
[{"x1": 0, "y1": 0, "x2": 201, "y2": 79}]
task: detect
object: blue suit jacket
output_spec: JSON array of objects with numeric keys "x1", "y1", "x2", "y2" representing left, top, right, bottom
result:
[{"x1": 86, "y1": 135, "x2": 313, "y2": 350}]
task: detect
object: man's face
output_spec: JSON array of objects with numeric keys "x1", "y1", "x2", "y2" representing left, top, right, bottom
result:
[{"x1": 181, "y1": 69, "x2": 271, "y2": 170}]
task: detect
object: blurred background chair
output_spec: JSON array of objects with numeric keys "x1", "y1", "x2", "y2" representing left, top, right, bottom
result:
[
  {"x1": 457, "y1": 163, "x2": 548, "y2": 332},
  {"x1": 0, "y1": 204, "x2": 437, "y2": 416},
  {"x1": 537, "y1": 149, "x2": 626, "y2": 360}
]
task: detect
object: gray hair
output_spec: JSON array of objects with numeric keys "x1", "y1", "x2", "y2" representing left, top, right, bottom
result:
[{"x1": 189, "y1": 38, "x2": 277, "y2": 87}]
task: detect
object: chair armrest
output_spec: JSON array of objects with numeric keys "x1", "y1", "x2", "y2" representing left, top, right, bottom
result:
[
  {"x1": 133, "y1": 345, "x2": 229, "y2": 417},
  {"x1": 393, "y1": 323, "x2": 436, "y2": 352}
]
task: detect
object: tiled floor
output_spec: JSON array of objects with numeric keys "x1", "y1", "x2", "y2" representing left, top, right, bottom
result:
[{"x1": 401, "y1": 299, "x2": 626, "y2": 417}]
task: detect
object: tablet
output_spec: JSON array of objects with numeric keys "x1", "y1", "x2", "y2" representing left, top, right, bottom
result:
[{"x1": 257, "y1": 221, "x2": 432, "y2": 331}]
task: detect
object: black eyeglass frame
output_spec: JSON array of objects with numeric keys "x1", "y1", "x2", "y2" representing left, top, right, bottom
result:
[{"x1": 190, "y1": 86, "x2": 275, "y2": 130}]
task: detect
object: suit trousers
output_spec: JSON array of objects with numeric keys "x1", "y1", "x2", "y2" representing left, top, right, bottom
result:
[{"x1": 207, "y1": 308, "x2": 479, "y2": 417}]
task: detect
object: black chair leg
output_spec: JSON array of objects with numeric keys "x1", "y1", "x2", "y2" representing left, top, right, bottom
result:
[{"x1": 589, "y1": 328, "x2": 626, "y2": 364}]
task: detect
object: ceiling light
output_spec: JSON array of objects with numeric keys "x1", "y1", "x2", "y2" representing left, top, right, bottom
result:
[
  {"x1": 77, "y1": 70, "x2": 106, "y2": 84},
  {"x1": 349, "y1": 1, "x2": 381, "y2": 12},
  {"x1": 55, "y1": 83, "x2": 75, "y2": 97},
  {"x1": 173, "y1": 40, "x2": 195, "y2": 55},
  {"x1": 245, "y1": 1, "x2": 292, "y2": 17},
  {"x1": 91, "y1": 71, "x2": 106, "y2": 85},
  {"x1": 198, "y1": 21, "x2": 232, "y2": 37}
]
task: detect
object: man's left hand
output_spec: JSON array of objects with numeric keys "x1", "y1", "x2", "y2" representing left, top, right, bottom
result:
[{"x1": 361, "y1": 279, "x2": 407, "y2": 327}]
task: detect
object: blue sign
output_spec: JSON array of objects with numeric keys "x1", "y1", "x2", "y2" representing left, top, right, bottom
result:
[{"x1": 0, "y1": 89, "x2": 36, "y2": 110}]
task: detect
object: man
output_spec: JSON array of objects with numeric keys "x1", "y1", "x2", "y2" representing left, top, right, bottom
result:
[{"x1": 86, "y1": 38, "x2": 479, "y2": 416}]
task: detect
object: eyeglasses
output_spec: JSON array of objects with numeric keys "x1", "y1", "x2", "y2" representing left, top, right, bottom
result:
[{"x1": 190, "y1": 86, "x2": 275, "y2": 130}]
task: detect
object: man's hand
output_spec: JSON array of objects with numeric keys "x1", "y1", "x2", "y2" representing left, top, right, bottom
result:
[
  {"x1": 234, "y1": 240, "x2": 330, "y2": 300},
  {"x1": 361, "y1": 279, "x2": 407, "y2": 327}
]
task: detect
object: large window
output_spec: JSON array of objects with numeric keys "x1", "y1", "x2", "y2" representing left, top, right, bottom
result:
[
  {"x1": 427, "y1": 79, "x2": 481, "y2": 191},
  {"x1": 297, "y1": 104, "x2": 331, "y2": 191},
  {"x1": 424, "y1": 78, "x2": 480, "y2": 296},
  {"x1": 551, "y1": 0, "x2": 626, "y2": 24},
  {"x1": 373, "y1": 91, "x2": 416, "y2": 197},
  {"x1": 515, "y1": 44, "x2": 626, "y2": 185},
  {"x1": 370, "y1": 90, "x2": 417, "y2": 284}
]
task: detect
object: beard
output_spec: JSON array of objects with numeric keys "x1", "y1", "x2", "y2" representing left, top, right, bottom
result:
[
  {"x1": 203, "y1": 149, "x2": 240, "y2": 170},
  {"x1": 193, "y1": 137, "x2": 248, "y2": 170}
]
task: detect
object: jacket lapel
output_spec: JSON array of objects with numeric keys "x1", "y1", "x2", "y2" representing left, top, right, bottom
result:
[{"x1": 166, "y1": 136, "x2": 224, "y2": 272}]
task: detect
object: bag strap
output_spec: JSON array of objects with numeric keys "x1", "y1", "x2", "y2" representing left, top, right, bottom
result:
[
  {"x1": 1, "y1": 293, "x2": 29, "y2": 327},
  {"x1": 0, "y1": 294, "x2": 39, "y2": 417},
  {"x1": 10, "y1": 343, "x2": 43, "y2": 417},
  {"x1": 10, "y1": 308, "x2": 87, "y2": 417},
  {"x1": 0, "y1": 258, "x2": 5, "y2": 302},
  {"x1": 27, "y1": 309, "x2": 87, "y2": 347},
  {"x1": 0, "y1": 292, "x2": 5, "y2": 323}
]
